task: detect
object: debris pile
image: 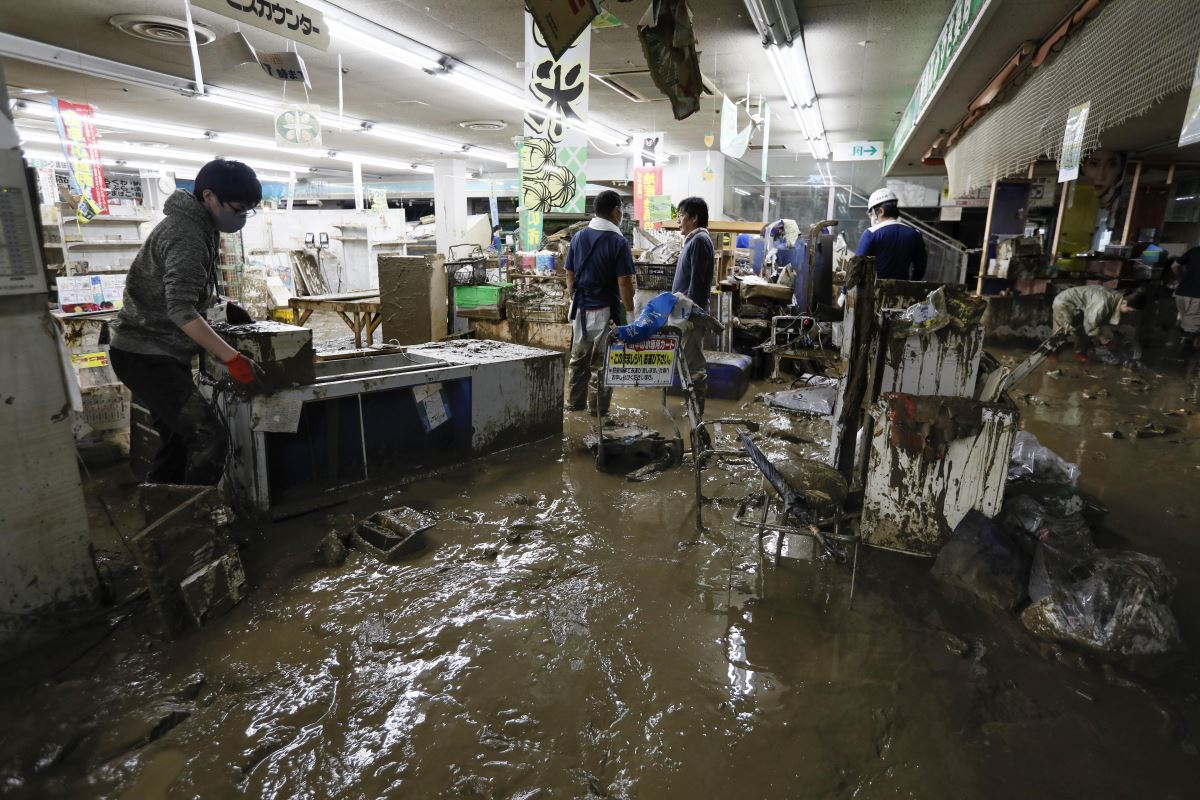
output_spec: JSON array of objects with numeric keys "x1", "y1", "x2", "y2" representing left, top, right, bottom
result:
[{"x1": 933, "y1": 431, "x2": 1184, "y2": 675}]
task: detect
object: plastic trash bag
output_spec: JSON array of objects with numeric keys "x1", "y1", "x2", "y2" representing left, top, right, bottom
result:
[
  {"x1": 998, "y1": 493, "x2": 1093, "y2": 548},
  {"x1": 891, "y1": 286, "x2": 950, "y2": 337},
  {"x1": 1008, "y1": 430, "x2": 1080, "y2": 485},
  {"x1": 932, "y1": 510, "x2": 1030, "y2": 612},
  {"x1": 1021, "y1": 546, "x2": 1183, "y2": 674}
]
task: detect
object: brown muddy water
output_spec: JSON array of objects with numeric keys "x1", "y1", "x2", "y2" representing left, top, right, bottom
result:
[{"x1": 2, "y1": 351, "x2": 1199, "y2": 799}]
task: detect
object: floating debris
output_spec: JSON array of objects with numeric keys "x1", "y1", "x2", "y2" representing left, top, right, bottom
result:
[{"x1": 1102, "y1": 431, "x2": 1125, "y2": 440}]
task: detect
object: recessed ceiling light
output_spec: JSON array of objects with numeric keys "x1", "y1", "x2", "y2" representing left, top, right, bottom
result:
[
  {"x1": 459, "y1": 120, "x2": 508, "y2": 131},
  {"x1": 109, "y1": 14, "x2": 217, "y2": 46}
]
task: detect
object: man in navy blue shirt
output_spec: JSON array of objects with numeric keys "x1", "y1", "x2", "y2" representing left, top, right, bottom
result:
[
  {"x1": 1171, "y1": 246, "x2": 1200, "y2": 357},
  {"x1": 565, "y1": 189, "x2": 635, "y2": 413},
  {"x1": 856, "y1": 187, "x2": 927, "y2": 280}
]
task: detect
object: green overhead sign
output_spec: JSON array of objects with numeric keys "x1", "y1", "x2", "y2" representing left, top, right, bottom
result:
[{"x1": 883, "y1": 0, "x2": 992, "y2": 173}]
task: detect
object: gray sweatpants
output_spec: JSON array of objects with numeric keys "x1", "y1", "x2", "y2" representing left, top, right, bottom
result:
[{"x1": 567, "y1": 307, "x2": 612, "y2": 412}]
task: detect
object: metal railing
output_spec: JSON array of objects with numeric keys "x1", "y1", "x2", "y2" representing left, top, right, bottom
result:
[{"x1": 845, "y1": 188, "x2": 972, "y2": 284}]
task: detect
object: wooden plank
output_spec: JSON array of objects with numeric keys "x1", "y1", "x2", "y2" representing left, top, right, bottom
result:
[
  {"x1": 1118, "y1": 159, "x2": 1143, "y2": 245},
  {"x1": 974, "y1": 176, "x2": 1000, "y2": 296}
]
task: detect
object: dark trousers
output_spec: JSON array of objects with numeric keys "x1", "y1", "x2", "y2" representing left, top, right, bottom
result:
[{"x1": 110, "y1": 348, "x2": 227, "y2": 485}]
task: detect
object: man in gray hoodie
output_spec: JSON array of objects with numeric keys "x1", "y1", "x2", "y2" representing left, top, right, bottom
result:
[{"x1": 109, "y1": 159, "x2": 262, "y2": 485}]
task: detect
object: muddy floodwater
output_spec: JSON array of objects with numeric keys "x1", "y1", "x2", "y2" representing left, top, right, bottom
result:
[{"x1": 2, "y1": 351, "x2": 1198, "y2": 798}]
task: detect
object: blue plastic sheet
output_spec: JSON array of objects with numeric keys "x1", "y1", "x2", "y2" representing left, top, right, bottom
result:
[{"x1": 615, "y1": 292, "x2": 679, "y2": 343}]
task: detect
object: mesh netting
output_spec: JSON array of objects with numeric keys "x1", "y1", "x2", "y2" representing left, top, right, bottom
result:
[{"x1": 946, "y1": 0, "x2": 1200, "y2": 196}]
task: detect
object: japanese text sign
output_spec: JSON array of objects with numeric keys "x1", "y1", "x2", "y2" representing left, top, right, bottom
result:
[
  {"x1": 193, "y1": 0, "x2": 329, "y2": 51},
  {"x1": 605, "y1": 335, "x2": 679, "y2": 387},
  {"x1": 51, "y1": 98, "x2": 108, "y2": 222},
  {"x1": 259, "y1": 51, "x2": 312, "y2": 88},
  {"x1": 632, "y1": 166, "x2": 662, "y2": 224},
  {"x1": 1058, "y1": 101, "x2": 1090, "y2": 183}
]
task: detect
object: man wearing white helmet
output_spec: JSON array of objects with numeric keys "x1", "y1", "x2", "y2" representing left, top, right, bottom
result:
[{"x1": 856, "y1": 187, "x2": 927, "y2": 281}]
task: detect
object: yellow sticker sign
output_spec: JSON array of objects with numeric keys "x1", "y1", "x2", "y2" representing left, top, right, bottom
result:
[
  {"x1": 70, "y1": 351, "x2": 110, "y2": 369},
  {"x1": 605, "y1": 335, "x2": 679, "y2": 387}
]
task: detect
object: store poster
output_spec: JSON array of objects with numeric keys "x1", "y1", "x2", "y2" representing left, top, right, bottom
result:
[
  {"x1": 259, "y1": 51, "x2": 312, "y2": 89},
  {"x1": 51, "y1": 98, "x2": 109, "y2": 222},
  {"x1": 57, "y1": 274, "x2": 125, "y2": 314},
  {"x1": 192, "y1": 0, "x2": 330, "y2": 51},
  {"x1": 632, "y1": 166, "x2": 663, "y2": 226},
  {"x1": 520, "y1": 11, "x2": 590, "y2": 250},
  {"x1": 1058, "y1": 101, "x2": 1090, "y2": 183},
  {"x1": 1179, "y1": 50, "x2": 1200, "y2": 148},
  {"x1": 638, "y1": 132, "x2": 666, "y2": 167},
  {"x1": 720, "y1": 94, "x2": 752, "y2": 160},
  {"x1": 275, "y1": 104, "x2": 322, "y2": 149},
  {"x1": 646, "y1": 195, "x2": 673, "y2": 223}
]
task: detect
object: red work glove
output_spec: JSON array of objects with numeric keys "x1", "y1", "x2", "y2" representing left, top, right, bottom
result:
[{"x1": 223, "y1": 353, "x2": 259, "y2": 385}]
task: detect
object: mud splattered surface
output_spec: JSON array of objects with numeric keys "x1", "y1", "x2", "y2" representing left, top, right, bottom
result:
[{"x1": 2, "y1": 351, "x2": 1199, "y2": 799}]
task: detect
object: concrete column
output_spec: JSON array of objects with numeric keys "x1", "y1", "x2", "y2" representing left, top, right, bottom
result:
[
  {"x1": 432, "y1": 157, "x2": 468, "y2": 256},
  {"x1": 663, "y1": 151, "x2": 726, "y2": 221}
]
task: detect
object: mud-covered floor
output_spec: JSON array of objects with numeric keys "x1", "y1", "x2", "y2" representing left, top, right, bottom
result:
[{"x1": 2, "y1": 340, "x2": 1199, "y2": 799}]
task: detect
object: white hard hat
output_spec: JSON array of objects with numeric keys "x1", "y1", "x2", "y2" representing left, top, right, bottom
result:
[{"x1": 867, "y1": 187, "x2": 898, "y2": 211}]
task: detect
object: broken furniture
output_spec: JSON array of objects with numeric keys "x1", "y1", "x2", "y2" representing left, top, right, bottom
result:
[
  {"x1": 732, "y1": 434, "x2": 858, "y2": 602},
  {"x1": 830, "y1": 267, "x2": 1026, "y2": 556},
  {"x1": 289, "y1": 291, "x2": 383, "y2": 349},
  {"x1": 203, "y1": 325, "x2": 563, "y2": 519}
]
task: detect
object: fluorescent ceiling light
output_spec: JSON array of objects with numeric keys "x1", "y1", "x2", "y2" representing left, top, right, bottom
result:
[{"x1": 733, "y1": 187, "x2": 751, "y2": 196}]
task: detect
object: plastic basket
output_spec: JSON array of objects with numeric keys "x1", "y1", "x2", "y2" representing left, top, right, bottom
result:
[
  {"x1": 454, "y1": 282, "x2": 511, "y2": 309},
  {"x1": 506, "y1": 299, "x2": 569, "y2": 323},
  {"x1": 635, "y1": 262, "x2": 675, "y2": 291},
  {"x1": 447, "y1": 243, "x2": 488, "y2": 286}
]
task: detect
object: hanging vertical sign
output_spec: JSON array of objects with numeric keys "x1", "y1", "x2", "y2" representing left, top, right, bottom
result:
[
  {"x1": 720, "y1": 94, "x2": 751, "y2": 160},
  {"x1": 1058, "y1": 101, "x2": 1090, "y2": 183},
  {"x1": 636, "y1": 132, "x2": 666, "y2": 167},
  {"x1": 520, "y1": 10, "x2": 590, "y2": 249},
  {"x1": 51, "y1": 98, "x2": 108, "y2": 222},
  {"x1": 632, "y1": 166, "x2": 663, "y2": 225}
]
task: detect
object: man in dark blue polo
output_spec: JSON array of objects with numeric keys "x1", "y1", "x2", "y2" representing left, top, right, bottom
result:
[
  {"x1": 672, "y1": 196, "x2": 714, "y2": 409},
  {"x1": 565, "y1": 189, "x2": 635, "y2": 413},
  {"x1": 856, "y1": 187, "x2": 927, "y2": 280}
]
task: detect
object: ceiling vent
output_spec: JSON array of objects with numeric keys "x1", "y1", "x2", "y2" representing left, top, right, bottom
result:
[
  {"x1": 459, "y1": 120, "x2": 507, "y2": 131},
  {"x1": 109, "y1": 15, "x2": 217, "y2": 46},
  {"x1": 748, "y1": 144, "x2": 789, "y2": 151},
  {"x1": 592, "y1": 68, "x2": 718, "y2": 103}
]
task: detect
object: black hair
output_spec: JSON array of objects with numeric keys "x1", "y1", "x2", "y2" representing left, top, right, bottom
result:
[
  {"x1": 678, "y1": 196, "x2": 708, "y2": 228},
  {"x1": 594, "y1": 189, "x2": 622, "y2": 218},
  {"x1": 193, "y1": 158, "x2": 262, "y2": 208},
  {"x1": 1122, "y1": 288, "x2": 1147, "y2": 310},
  {"x1": 875, "y1": 200, "x2": 899, "y2": 219}
]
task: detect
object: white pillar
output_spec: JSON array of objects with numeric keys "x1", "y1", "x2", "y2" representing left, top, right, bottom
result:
[{"x1": 432, "y1": 157, "x2": 468, "y2": 256}]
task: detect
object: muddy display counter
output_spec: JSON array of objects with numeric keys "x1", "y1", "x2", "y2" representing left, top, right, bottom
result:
[{"x1": 207, "y1": 328, "x2": 563, "y2": 519}]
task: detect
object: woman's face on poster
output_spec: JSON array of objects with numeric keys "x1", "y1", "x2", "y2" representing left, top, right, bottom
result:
[{"x1": 1082, "y1": 149, "x2": 1122, "y2": 195}]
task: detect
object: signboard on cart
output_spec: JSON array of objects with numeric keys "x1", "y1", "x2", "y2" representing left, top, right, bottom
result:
[{"x1": 605, "y1": 334, "x2": 680, "y2": 387}]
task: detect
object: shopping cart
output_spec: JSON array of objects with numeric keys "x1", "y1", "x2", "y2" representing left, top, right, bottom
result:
[{"x1": 447, "y1": 243, "x2": 488, "y2": 286}]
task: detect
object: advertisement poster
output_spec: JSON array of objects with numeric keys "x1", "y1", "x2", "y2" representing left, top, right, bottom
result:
[
  {"x1": 646, "y1": 195, "x2": 673, "y2": 223},
  {"x1": 520, "y1": 9, "x2": 590, "y2": 250},
  {"x1": 605, "y1": 335, "x2": 679, "y2": 387},
  {"x1": 632, "y1": 166, "x2": 662, "y2": 225},
  {"x1": 51, "y1": 98, "x2": 109, "y2": 222},
  {"x1": 57, "y1": 274, "x2": 125, "y2": 314},
  {"x1": 1058, "y1": 101, "x2": 1090, "y2": 183}
]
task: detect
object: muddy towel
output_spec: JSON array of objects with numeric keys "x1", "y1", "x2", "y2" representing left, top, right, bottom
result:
[{"x1": 882, "y1": 393, "x2": 985, "y2": 459}]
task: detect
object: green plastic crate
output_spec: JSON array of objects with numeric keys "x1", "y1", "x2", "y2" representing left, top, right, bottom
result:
[{"x1": 454, "y1": 282, "x2": 511, "y2": 309}]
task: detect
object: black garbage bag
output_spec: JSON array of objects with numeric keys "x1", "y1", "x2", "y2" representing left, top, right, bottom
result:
[
  {"x1": 932, "y1": 510, "x2": 1031, "y2": 613},
  {"x1": 1021, "y1": 545, "x2": 1184, "y2": 674},
  {"x1": 999, "y1": 494, "x2": 1094, "y2": 551},
  {"x1": 637, "y1": 0, "x2": 704, "y2": 120}
]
